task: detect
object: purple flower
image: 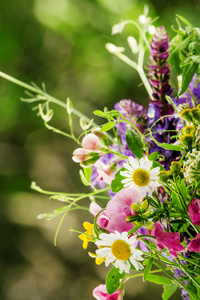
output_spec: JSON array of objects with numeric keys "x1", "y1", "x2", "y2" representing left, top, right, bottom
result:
[
  {"x1": 188, "y1": 198, "x2": 200, "y2": 226},
  {"x1": 149, "y1": 26, "x2": 172, "y2": 105},
  {"x1": 114, "y1": 99, "x2": 147, "y2": 135},
  {"x1": 151, "y1": 222, "x2": 185, "y2": 257},
  {"x1": 187, "y1": 233, "x2": 200, "y2": 252},
  {"x1": 93, "y1": 284, "x2": 123, "y2": 300}
]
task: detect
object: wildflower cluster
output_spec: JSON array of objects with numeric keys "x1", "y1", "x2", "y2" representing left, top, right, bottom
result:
[{"x1": 1, "y1": 7, "x2": 200, "y2": 300}]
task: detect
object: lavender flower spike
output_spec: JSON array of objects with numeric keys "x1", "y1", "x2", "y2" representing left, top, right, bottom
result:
[{"x1": 149, "y1": 26, "x2": 172, "y2": 106}]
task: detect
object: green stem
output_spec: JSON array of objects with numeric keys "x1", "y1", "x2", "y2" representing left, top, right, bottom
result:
[
  {"x1": 177, "y1": 258, "x2": 200, "y2": 290},
  {"x1": 113, "y1": 53, "x2": 153, "y2": 99},
  {"x1": 124, "y1": 267, "x2": 173, "y2": 282},
  {"x1": 0, "y1": 71, "x2": 99, "y2": 129}
]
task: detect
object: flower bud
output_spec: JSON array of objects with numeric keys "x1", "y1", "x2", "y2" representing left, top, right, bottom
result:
[
  {"x1": 141, "y1": 199, "x2": 149, "y2": 212},
  {"x1": 80, "y1": 154, "x2": 100, "y2": 168},
  {"x1": 146, "y1": 221, "x2": 154, "y2": 230},
  {"x1": 191, "y1": 107, "x2": 200, "y2": 124},
  {"x1": 159, "y1": 170, "x2": 172, "y2": 181},
  {"x1": 182, "y1": 125, "x2": 195, "y2": 135},
  {"x1": 180, "y1": 109, "x2": 194, "y2": 123},
  {"x1": 170, "y1": 161, "x2": 182, "y2": 174},
  {"x1": 66, "y1": 98, "x2": 73, "y2": 114},
  {"x1": 131, "y1": 203, "x2": 140, "y2": 213},
  {"x1": 180, "y1": 134, "x2": 193, "y2": 148}
]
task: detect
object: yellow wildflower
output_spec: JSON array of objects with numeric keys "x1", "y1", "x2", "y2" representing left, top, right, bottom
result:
[
  {"x1": 88, "y1": 252, "x2": 105, "y2": 265},
  {"x1": 78, "y1": 222, "x2": 94, "y2": 249}
]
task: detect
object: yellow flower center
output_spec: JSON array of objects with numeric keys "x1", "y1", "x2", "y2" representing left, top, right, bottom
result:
[
  {"x1": 111, "y1": 239, "x2": 131, "y2": 261},
  {"x1": 132, "y1": 169, "x2": 150, "y2": 187}
]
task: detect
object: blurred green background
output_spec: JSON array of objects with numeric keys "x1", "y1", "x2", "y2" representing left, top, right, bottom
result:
[{"x1": 0, "y1": 0, "x2": 200, "y2": 299}]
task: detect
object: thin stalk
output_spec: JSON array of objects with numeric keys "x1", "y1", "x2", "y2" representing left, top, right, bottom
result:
[
  {"x1": 124, "y1": 267, "x2": 173, "y2": 282},
  {"x1": 113, "y1": 52, "x2": 153, "y2": 99},
  {"x1": 153, "y1": 261, "x2": 197, "y2": 300},
  {"x1": 0, "y1": 71, "x2": 99, "y2": 129}
]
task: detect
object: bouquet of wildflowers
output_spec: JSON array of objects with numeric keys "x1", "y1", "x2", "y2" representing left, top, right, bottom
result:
[{"x1": 2, "y1": 7, "x2": 200, "y2": 300}]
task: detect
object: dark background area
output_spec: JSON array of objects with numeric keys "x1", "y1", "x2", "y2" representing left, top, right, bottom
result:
[{"x1": 1, "y1": 1, "x2": 200, "y2": 299}]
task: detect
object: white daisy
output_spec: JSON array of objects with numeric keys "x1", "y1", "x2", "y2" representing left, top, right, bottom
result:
[
  {"x1": 95, "y1": 231, "x2": 144, "y2": 273},
  {"x1": 120, "y1": 156, "x2": 160, "y2": 196}
]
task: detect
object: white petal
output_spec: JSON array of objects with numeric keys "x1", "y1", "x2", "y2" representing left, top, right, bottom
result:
[
  {"x1": 115, "y1": 260, "x2": 126, "y2": 273},
  {"x1": 149, "y1": 167, "x2": 160, "y2": 176},
  {"x1": 105, "y1": 255, "x2": 115, "y2": 266},
  {"x1": 121, "y1": 178, "x2": 133, "y2": 184},
  {"x1": 128, "y1": 235, "x2": 137, "y2": 245},
  {"x1": 96, "y1": 247, "x2": 111, "y2": 257},
  {"x1": 129, "y1": 257, "x2": 144, "y2": 271},
  {"x1": 121, "y1": 231, "x2": 128, "y2": 240},
  {"x1": 120, "y1": 171, "x2": 132, "y2": 177},
  {"x1": 123, "y1": 182, "x2": 133, "y2": 188},
  {"x1": 128, "y1": 156, "x2": 139, "y2": 169},
  {"x1": 123, "y1": 163, "x2": 134, "y2": 172}
]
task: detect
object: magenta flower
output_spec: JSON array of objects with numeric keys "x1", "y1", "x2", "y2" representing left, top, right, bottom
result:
[
  {"x1": 93, "y1": 284, "x2": 123, "y2": 300},
  {"x1": 151, "y1": 222, "x2": 185, "y2": 257},
  {"x1": 188, "y1": 198, "x2": 200, "y2": 226},
  {"x1": 187, "y1": 233, "x2": 200, "y2": 253}
]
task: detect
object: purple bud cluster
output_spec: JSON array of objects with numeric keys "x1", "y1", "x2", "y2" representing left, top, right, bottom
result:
[{"x1": 149, "y1": 26, "x2": 172, "y2": 105}]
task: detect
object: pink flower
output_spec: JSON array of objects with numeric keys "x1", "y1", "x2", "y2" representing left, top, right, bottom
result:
[
  {"x1": 94, "y1": 161, "x2": 115, "y2": 185},
  {"x1": 188, "y1": 233, "x2": 200, "y2": 252},
  {"x1": 72, "y1": 148, "x2": 91, "y2": 163},
  {"x1": 90, "y1": 202, "x2": 110, "y2": 228},
  {"x1": 93, "y1": 284, "x2": 123, "y2": 300},
  {"x1": 151, "y1": 222, "x2": 185, "y2": 257},
  {"x1": 91, "y1": 188, "x2": 141, "y2": 234},
  {"x1": 82, "y1": 133, "x2": 104, "y2": 151},
  {"x1": 72, "y1": 133, "x2": 106, "y2": 164},
  {"x1": 188, "y1": 198, "x2": 200, "y2": 226}
]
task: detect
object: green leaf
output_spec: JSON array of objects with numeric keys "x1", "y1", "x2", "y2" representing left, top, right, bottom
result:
[
  {"x1": 179, "y1": 62, "x2": 199, "y2": 95},
  {"x1": 83, "y1": 167, "x2": 92, "y2": 183},
  {"x1": 143, "y1": 258, "x2": 153, "y2": 282},
  {"x1": 106, "y1": 267, "x2": 125, "y2": 295},
  {"x1": 111, "y1": 168, "x2": 125, "y2": 193},
  {"x1": 196, "y1": 276, "x2": 200, "y2": 298},
  {"x1": 128, "y1": 225, "x2": 141, "y2": 235},
  {"x1": 171, "y1": 191, "x2": 180, "y2": 207},
  {"x1": 93, "y1": 110, "x2": 107, "y2": 118},
  {"x1": 149, "y1": 152, "x2": 159, "y2": 161},
  {"x1": 149, "y1": 129, "x2": 181, "y2": 151},
  {"x1": 169, "y1": 36, "x2": 191, "y2": 58},
  {"x1": 100, "y1": 122, "x2": 116, "y2": 132},
  {"x1": 148, "y1": 275, "x2": 172, "y2": 285},
  {"x1": 179, "y1": 179, "x2": 187, "y2": 201},
  {"x1": 79, "y1": 169, "x2": 91, "y2": 186},
  {"x1": 162, "y1": 284, "x2": 178, "y2": 300},
  {"x1": 152, "y1": 161, "x2": 165, "y2": 171},
  {"x1": 175, "y1": 14, "x2": 193, "y2": 27},
  {"x1": 126, "y1": 129, "x2": 143, "y2": 159}
]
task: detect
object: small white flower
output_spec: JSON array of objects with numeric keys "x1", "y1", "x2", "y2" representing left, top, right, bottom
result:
[
  {"x1": 120, "y1": 157, "x2": 160, "y2": 196},
  {"x1": 148, "y1": 25, "x2": 156, "y2": 35},
  {"x1": 138, "y1": 14, "x2": 151, "y2": 25},
  {"x1": 127, "y1": 36, "x2": 138, "y2": 54},
  {"x1": 95, "y1": 231, "x2": 144, "y2": 273},
  {"x1": 112, "y1": 21, "x2": 129, "y2": 35},
  {"x1": 105, "y1": 43, "x2": 125, "y2": 54}
]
